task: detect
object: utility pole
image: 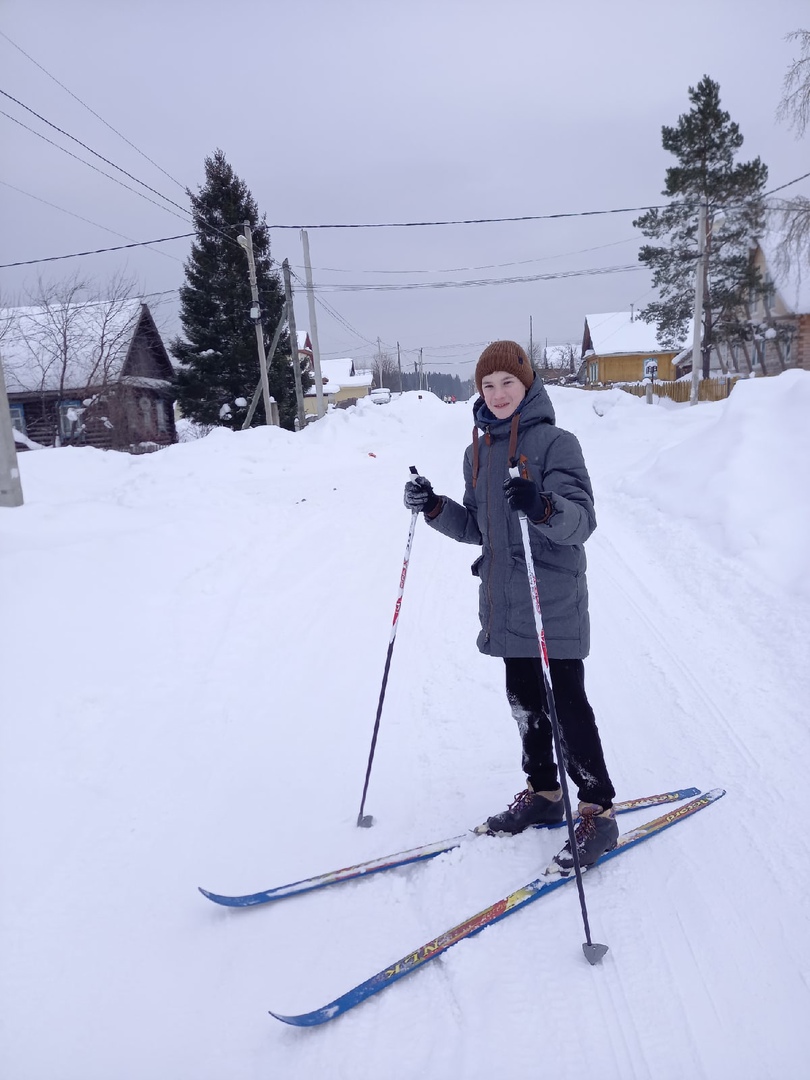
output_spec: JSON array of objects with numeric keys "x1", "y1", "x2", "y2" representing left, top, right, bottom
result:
[
  {"x1": 300, "y1": 229, "x2": 326, "y2": 418},
  {"x1": 397, "y1": 341, "x2": 403, "y2": 393},
  {"x1": 0, "y1": 357, "x2": 24, "y2": 507},
  {"x1": 282, "y1": 261, "x2": 307, "y2": 431},
  {"x1": 376, "y1": 337, "x2": 382, "y2": 388},
  {"x1": 419, "y1": 348, "x2": 424, "y2": 390},
  {"x1": 237, "y1": 222, "x2": 276, "y2": 426},
  {"x1": 242, "y1": 303, "x2": 288, "y2": 429},
  {"x1": 529, "y1": 315, "x2": 533, "y2": 366},
  {"x1": 690, "y1": 196, "x2": 708, "y2": 406}
]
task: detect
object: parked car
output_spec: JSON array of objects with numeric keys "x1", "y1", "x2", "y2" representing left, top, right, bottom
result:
[{"x1": 370, "y1": 387, "x2": 392, "y2": 404}]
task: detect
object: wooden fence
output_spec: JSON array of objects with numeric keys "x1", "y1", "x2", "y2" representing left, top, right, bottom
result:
[{"x1": 618, "y1": 376, "x2": 741, "y2": 404}]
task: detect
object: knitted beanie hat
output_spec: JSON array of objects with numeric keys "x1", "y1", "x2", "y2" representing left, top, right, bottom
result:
[{"x1": 475, "y1": 340, "x2": 535, "y2": 394}]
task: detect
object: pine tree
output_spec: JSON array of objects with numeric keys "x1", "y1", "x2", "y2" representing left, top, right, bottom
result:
[
  {"x1": 634, "y1": 77, "x2": 768, "y2": 377},
  {"x1": 172, "y1": 150, "x2": 308, "y2": 430}
]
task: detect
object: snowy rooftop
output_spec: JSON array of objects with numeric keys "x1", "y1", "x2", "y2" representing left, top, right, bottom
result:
[
  {"x1": 296, "y1": 330, "x2": 311, "y2": 351},
  {"x1": 585, "y1": 312, "x2": 687, "y2": 355},
  {"x1": 306, "y1": 357, "x2": 374, "y2": 395},
  {"x1": 1, "y1": 298, "x2": 144, "y2": 394}
]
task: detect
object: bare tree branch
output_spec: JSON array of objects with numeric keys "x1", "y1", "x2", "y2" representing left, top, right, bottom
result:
[{"x1": 777, "y1": 29, "x2": 810, "y2": 138}]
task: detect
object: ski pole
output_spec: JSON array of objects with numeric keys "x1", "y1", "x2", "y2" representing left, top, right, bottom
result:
[
  {"x1": 356, "y1": 466, "x2": 421, "y2": 828},
  {"x1": 508, "y1": 464, "x2": 608, "y2": 965}
]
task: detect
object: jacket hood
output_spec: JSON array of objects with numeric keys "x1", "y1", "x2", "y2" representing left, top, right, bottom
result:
[{"x1": 472, "y1": 374, "x2": 556, "y2": 433}]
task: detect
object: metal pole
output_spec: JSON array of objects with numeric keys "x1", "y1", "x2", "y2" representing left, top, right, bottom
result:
[
  {"x1": 0, "y1": 357, "x2": 24, "y2": 507},
  {"x1": 237, "y1": 222, "x2": 275, "y2": 426},
  {"x1": 509, "y1": 465, "x2": 608, "y2": 965},
  {"x1": 299, "y1": 229, "x2": 326, "y2": 418},
  {"x1": 690, "y1": 197, "x2": 708, "y2": 406},
  {"x1": 357, "y1": 467, "x2": 421, "y2": 827},
  {"x1": 282, "y1": 261, "x2": 307, "y2": 431}
]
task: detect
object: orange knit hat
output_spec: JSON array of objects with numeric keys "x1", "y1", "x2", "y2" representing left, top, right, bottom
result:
[{"x1": 475, "y1": 340, "x2": 535, "y2": 394}]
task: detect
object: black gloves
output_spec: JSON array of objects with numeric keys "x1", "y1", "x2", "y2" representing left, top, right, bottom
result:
[
  {"x1": 404, "y1": 475, "x2": 441, "y2": 515},
  {"x1": 503, "y1": 476, "x2": 554, "y2": 523}
]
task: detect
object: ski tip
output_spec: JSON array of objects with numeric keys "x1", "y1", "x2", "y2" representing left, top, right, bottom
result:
[
  {"x1": 269, "y1": 1008, "x2": 335, "y2": 1027},
  {"x1": 198, "y1": 886, "x2": 252, "y2": 907},
  {"x1": 582, "y1": 942, "x2": 609, "y2": 965}
]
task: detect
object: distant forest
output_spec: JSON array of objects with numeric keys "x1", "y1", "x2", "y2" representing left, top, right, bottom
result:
[{"x1": 396, "y1": 370, "x2": 476, "y2": 400}]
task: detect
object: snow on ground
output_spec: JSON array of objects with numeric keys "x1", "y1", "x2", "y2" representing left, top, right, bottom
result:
[{"x1": 2, "y1": 374, "x2": 809, "y2": 1080}]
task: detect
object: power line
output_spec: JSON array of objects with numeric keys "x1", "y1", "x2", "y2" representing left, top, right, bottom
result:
[
  {"x1": 0, "y1": 29, "x2": 186, "y2": 190},
  {"x1": 288, "y1": 267, "x2": 383, "y2": 349},
  {"x1": 0, "y1": 233, "x2": 193, "y2": 269},
  {"x1": 0, "y1": 88, "x2": 190, "y2": 217},
  {"x1": 306, "y1": 263, "x2": 643, "y2": 292},
  {"x1": 764, "y1": 170, "x2": 810, "y2": 197},
  {"x1": 0, "y1": 107, "x2": 192, "y2": 223},
  {"x1": 294, "y1": 236, "x2": 641, "y2": 276},
  {"x1": 269, "y1": 205, "x2": 668, "y2": 230},
  {"x1": 1, "y1": 104, "x2": 243, "y2": 251},
  {"x1": 0, "y1": 178, "x2": 183, "y2": 263},
  {"x1": 264, "y1": 169, "x2": 810, "y2": 231}
]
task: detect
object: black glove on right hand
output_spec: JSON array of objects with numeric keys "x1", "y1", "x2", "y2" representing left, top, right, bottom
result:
[{"x1": 404, "y1": 475, "x2": 440, "y2": 514}]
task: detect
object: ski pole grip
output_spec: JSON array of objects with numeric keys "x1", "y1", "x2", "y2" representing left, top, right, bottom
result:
[{"x1": 409, "y1": 465, "x2": 419, "y2": 477}]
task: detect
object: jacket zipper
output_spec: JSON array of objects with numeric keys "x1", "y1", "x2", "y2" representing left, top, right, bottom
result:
[{"x1": 485, "y1": 427, "x2": 494, "y2": 643}]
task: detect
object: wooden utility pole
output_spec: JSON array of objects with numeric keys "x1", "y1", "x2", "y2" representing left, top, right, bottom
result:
[
  {"x1": 0, "y1": 357, "x2": 24, "y2": 507},
  {"x1": 299, "y1": 229, "x2": 326, "y2": 418},
  {"x1": 242, "y1": 303, "x2": 288, "y2": 429},
  {"x1": 529, "y1": 315, "x2": 533, "y2": 365},
  {"x1": 690, "y1": 197, "x2": 708, "y2": 406},
  {"x1": 282, "y1": 261, "x2": 307, "y2": 430},
  {"x1": 397, "y1": 341, "x2": 403, "y2": 393},
  {"x1": 237, "y1": 222, "x2": 276, "y2": 425}
]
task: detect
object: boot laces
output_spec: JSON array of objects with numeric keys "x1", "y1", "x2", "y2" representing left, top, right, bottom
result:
[
  {"x1": 574, "y1": 806, "x2": 599, "y2": 848},
  {"x1": 508, "y1": 788, "x2": 536, "y2": 813}
]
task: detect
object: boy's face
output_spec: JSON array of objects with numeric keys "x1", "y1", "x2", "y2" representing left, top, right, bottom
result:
[{"x1": 481, "y1": 370, "x2": 528, "y2": 419}]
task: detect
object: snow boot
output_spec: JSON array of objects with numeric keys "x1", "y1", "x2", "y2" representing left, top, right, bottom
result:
[
  {"x1": 547, "y1": 802, "x2": 618, "y2": 876},
  {"x1": 477, "y1": 783, "x2": 564, "y2": 836}
]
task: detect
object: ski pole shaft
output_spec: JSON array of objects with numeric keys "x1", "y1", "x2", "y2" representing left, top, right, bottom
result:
[
  {"x1": 508, "y1": 465, "x2": 607, "y2": 963},
  {"x1": 356, "y1": 466, "x2": 420, "y2": 827}
]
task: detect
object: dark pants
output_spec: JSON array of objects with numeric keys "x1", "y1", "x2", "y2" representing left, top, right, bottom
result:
[{"x1": 504, "y1": 657, "x2": 615, "y2": 809}]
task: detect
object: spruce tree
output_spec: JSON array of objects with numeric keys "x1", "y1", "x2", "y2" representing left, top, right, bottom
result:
[
  {"x1": 634, "y1": 77, "x2": 768, "y2": 377},
  {"x1": 172, "y1": 150, "x2": 308, "y2": 430}
]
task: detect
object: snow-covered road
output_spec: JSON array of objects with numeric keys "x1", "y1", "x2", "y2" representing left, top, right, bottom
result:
[{"x1": 2, "y1": 375, "x2": 809, "y2": 1079}]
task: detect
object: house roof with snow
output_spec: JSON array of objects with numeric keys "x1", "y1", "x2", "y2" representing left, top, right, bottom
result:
[
  {"x1": 296, "y1": 330, "x2": 313, "y2": 353},
  {"x1": 1, "y1": 299, "x2": 171, "y2": 395},
  {"x1": 754, "y1": 233, "x2": 810, "y2": 315},
  {"x1": 583, "y1": 312, "x2": 685, "y2": 356},
  {"x1": 305, "y1": 357, "x2": 374, "y2": 396}
]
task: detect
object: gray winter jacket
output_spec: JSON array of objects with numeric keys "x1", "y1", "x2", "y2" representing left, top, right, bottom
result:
[{"x1": 426, "y1": 377, "x2": 596, "y2": 659}]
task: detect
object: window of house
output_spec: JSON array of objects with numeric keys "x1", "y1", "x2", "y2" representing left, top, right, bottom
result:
[
  {"x1": 589, "y1": 361, "x2": 599, "y2": 383},
  {"x1": 58, "y1": 400, "x2": 83, "y2": 440},
  {"x1": 155, "y1": 398, "x2": 169, "y2": 433},
  {"x1": 9, "y1": 404, "x2": 26, "y2": 435},
  {"x1": 139, "y1": 396, "x2": 153, "y2": 431}
]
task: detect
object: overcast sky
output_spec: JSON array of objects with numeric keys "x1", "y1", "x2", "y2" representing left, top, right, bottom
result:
[{"x1": 2, "y1": 0, "x2": 808, "y2": 378}]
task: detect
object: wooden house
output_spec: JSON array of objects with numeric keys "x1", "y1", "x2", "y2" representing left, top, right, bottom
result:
[
  {"x1": 688, "y1": 235, "x2": 810, "y2": 376},
  {"x1": 581, "y1": 312, "x2": 682, "y2": 385},
  {"x1": 2, "y1": 300, "x2": 177, "y2": 452}
]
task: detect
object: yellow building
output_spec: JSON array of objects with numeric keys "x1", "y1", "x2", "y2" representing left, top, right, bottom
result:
[
  {"x1": 582, "y1": 312, "x2": 681, "y2": 384},
  {"x1": 303, "y1": 357, "x2": 374, "y2": 415}
]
